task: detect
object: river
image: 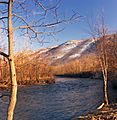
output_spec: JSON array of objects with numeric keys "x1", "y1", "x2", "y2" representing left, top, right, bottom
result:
[{"x1": 0, "y1": 77, "x2": 116, "y2": 120}]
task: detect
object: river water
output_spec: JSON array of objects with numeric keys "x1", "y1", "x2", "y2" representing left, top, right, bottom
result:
[{"x1": 0, "y1": 77, "x2": 116, "y2": 120}]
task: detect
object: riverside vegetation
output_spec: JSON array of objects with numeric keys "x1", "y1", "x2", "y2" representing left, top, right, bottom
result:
[{"x1": 0, "y1": 51, "x2": 54, "y2": 89}]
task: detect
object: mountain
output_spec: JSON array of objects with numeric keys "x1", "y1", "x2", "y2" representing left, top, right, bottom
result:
[
  {"x1": 27, "y1": 33, "x2": 116, "y2": 65},
  {"x1": 30, "y1": 38, "x2": 98, "y2": 65},
  {"x1": 15, "y1": 33, "x2": 116, "y2": 66}
]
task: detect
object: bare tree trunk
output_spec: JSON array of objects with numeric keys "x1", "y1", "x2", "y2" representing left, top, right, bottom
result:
[
  {"x1": 103, "y1": 71, "x2": 108, "y2": 105},
  {"x1": 7, "y1": 0, "x2": 17, "y2": 120}
]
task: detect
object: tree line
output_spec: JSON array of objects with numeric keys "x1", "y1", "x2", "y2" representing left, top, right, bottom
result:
[{"x1": 0, "y1": 51, "x2": 54, "y2": 88}]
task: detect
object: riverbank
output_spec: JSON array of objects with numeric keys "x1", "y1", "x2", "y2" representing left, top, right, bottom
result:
[
  {"x1": 73, "y1": 104, "x2": 117, "y2": 120},
  {"x1": 0, "y1": 77, "x2": 55, "y2": 90},
  {"x1": 55, "y1": 71, "x2": 103, "y2": 79}
]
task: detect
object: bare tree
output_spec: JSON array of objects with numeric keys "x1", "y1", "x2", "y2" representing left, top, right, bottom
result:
[
  {"x1": 88, "y1": 15, "x2": 109, "y2": 107},
  {"x1": 0, "y1": 0, "x2": 81, "y2": 120}
]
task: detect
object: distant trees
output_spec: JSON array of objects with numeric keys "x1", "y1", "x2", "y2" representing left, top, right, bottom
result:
[
  {"x1": 53, "y1": 54, "x2": 100, "y2": 76},
  {"x1": 0, "y1": 57, "x2": 9, "y2": 85},
  {"x1": 0, "y1": 51, "x2": 54, "y2": 86},
  {"x1": 15, "y1": 51, "x2": 53, "y2": 84}
]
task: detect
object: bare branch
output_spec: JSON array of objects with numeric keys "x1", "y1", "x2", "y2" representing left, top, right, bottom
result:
[
  {"x1": 33, "y1": 0, "x2": 47, "y2": 12},
  {"x1": 0, "y1": 27, "x2": 8, "y2": 31},
  {"x1": 0, "y1": 1, "x2": 8, "y2": 4},
  {"x1": 12, "y1": 14, "x2": 42, "y2": 34},
  {"x1": 13, "y1": 26, "x2": 31, "y2": 31},
  {"x1": 41, "y1": 20, "x2": 66, "y2": 27},
  {"x1": 13, "y1": 25, "x2": 43, "y2": 36},
  {"x1": 47, "y1": 0, "x2": 62, "y2": 11},
  {"x1": 0, "y1": 16, "x2": 8, "y2": 20},
  {"x1": 0, "y1": 51, "x2": 9, "y2": 59},
  {"x1": 12, "y1": 14, "x2": 29, "y2": 25}
]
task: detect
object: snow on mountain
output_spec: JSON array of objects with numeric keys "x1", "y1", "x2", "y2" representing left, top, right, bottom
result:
[
  {"x1": 38, "y1": 40, "x2": 81, "y2": 61},
  {"x1": 69, "y1": 39, "x2": 95, "y2": 59},
  {"x1": 30, "y1": 38, "x2": 97, "y2": 65},
  {"x1": 62, "y1": 40, "x2": 81, "y2": 52},
  {"x1": 16, "y1": 34, "x2": 116, "y2": 65}
]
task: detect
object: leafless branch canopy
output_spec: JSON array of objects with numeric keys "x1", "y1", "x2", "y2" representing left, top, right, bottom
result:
[{"x1": 0, "y1": 0, "x2": 81, "y2": 42}]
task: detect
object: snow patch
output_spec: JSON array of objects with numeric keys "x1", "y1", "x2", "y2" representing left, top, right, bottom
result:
[
  {"x1": 69, "y1": 39, "x2": 94, "y2": 59},
  {"x1": 53, "y1": 54, "x2": 64, "y2": 59},
  {"x1": 62, "y1": 44, "x2": 77, "y2": 51},
  {"x1": 69, "y1": 53, "x2": 81, "y2": 58},
  {"x1": 38, "y1": 49, "x2": 49, "y2": 54}
]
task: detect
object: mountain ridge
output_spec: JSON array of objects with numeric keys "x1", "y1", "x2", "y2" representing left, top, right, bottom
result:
[
  {"x1": 16, "y1": 33, "x2": 116, "y2": 66},
  {"x1": 30, "y1": 38, "x2": 97, "y2": 65}
]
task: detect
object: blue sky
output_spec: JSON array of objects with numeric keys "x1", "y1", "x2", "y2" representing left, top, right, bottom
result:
[
  {"x1": 1, "y1": 0, "x2": 116, "y2": 51},
  {"x1": 29, "y1": 0, "x2": 117, "y2": 50}
]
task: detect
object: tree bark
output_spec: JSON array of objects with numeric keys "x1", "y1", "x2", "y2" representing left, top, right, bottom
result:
[
  {"x1": 7, "y1": 0, "x2": 17, "y2": 120},
  {"x1": 103, "y1": 71, "x2": 108, "y2": 105}
]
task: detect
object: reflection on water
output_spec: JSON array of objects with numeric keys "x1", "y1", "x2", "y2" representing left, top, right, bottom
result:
[{"x1": 0, "y1": 78, "x2": 117, "y2": 120}]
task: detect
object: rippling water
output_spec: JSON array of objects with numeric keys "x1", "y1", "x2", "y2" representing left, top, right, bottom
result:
[{"x1": 0, "y1": 77, "x2": 116, "y2": 120}]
